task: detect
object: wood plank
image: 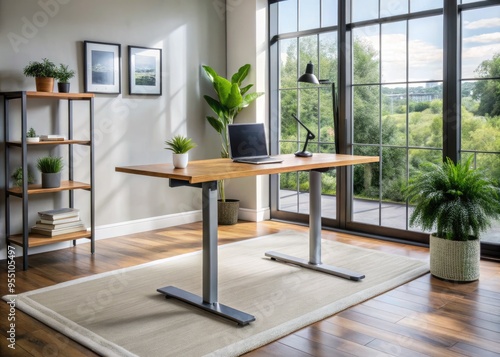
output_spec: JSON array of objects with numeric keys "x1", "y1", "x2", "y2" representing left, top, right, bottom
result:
[
  {"x1": 8, "y1": 180, "x2": 91, "y2": 196},
  {"x1": 115, "y1": 154, "x2": 380, "y2": 184}
]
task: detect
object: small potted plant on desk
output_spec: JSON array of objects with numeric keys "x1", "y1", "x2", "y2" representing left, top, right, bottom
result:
[
  {"x1": 405, "y1": 156, "x2": 500, "y2": 282},
  {"x1": 23, "y1": 58, "x2": 58, "y2": 92},
  {"x1": 165, "y1": 135, "x2": 197, "y2": 169},
  {"x1": 55, "y1": 64, "x2": 75, "y2": 93},
  {"x1": 37, "y1": 156, "x2": 64, "y2": 188},
  {"x1": 26, "y1": 127, "x2": 39, "y2": 142}
]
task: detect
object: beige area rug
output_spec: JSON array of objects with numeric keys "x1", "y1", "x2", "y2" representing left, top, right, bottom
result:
[{"x1": 6, "y1": 231, "x2": 428, "y2": 357}]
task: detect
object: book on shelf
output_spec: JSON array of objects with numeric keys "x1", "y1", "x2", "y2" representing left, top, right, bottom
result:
[
  {"x1": 38, "y1": 208, "x2": 79, "y2": 220},
  {"x1": 39, "y1": 216, "x2": 81, "y2": 224},
  {"x1": 30, "y1": 224, "x2": 87, "y2": 237},
  {"x1": 33, "y1": 219, "x2": 84, "y2": 230},
  {"x1": 40, "y1": 134, "x2": 66, "y2": 141}
]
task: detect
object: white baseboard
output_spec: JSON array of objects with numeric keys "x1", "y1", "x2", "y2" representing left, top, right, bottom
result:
[
  {"x1": 95, "y1": 210, "x2": 202, "y2": 240},
  {"x1": 238, "y1": 207, "x2": 270, "y2": 222}
]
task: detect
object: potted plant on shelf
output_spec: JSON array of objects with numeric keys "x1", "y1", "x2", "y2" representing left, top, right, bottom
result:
[
  {"x1": 164, "y1": 135, "x2": 197, "y2": 169},
  {"x1": 23, "y1": 58, "x2": 58, "y2": 92},
  {"x1": 37, "y1": 156, "x2": 64, "y2": 188},
  {"x1": 26, "y1": 127, "x2": 39, "y2": 142},
  {"x1": 405, "y1": 156, "x2": 500, "y2": 282},
  {"x1": 11, "y1": 166, "x2": 35, "y2": 187},
  {"x1": 202, "y1": 63, "x2": 263, "y2": 224},
  {"x1": 55, "y1": 63, "x2": 75, "y2": 93}
]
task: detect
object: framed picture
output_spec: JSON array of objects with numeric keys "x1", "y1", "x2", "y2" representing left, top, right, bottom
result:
[
  {"x1": 84, "y1": 41, "x2": 121, "y2": 94},
  {"x1": 128, "y1": 46, "x2": 162, "y2": 95}
]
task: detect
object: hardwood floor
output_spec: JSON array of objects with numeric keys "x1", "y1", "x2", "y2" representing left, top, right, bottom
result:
[{"x1": 1, "y1": 220, "x2": 499, "y2": 356}]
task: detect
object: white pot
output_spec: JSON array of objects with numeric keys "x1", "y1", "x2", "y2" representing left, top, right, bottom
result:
[
  {"x1": 27, "y1": 137, "x2": 40, "y2": 143},
  {"x1": 172, "y1": 153, "x2": 189, "y2": 169}
]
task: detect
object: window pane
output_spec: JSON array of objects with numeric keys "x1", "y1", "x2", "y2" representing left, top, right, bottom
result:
[
  {"x1": 410, "y1": 0, "x2": 442, "y2": 13},
  {"x1": 319, "y1": 32, "x2": 337, "y2": 82},
  {"x1": 381, "y1": 147, "x2": 407, "y2": 229},
  {"x1": 280, "y1": 89, "x2": 298, "y2": 153},
  {"x1": 353, "y1": 25, "x2": 380, "y2": 85},
  {"x1": 352, "y1": 0, "x2": 378, "y2": 22},
  {"x1": 382, "y1": 85, "x2": 407, "y2": 146},
  {"x1": 409, "y1": 16, "x2": 443, "y2": 81},
  {"x1": 381, "y1": 0, "x2": 407, "y2": 18},
  {"x1": 353, "y1": 145, "x2": 380, "y2": 225},
  {"x1": 299, "y1": 0, "x2": 320, "y2": 31},
  {"x1": 298, "y1": 35, "x2": 319, "y2": 88},
  {"x1": 462, "y1": 6, "x2": 500, "y2": 79},
  {"x1": 280, "y1": 39, "x2": 298, "y2": 89},
  {"x1": 321, "y1": 0, "x2": 337, "y2": 27},
  {"x1": 353, "y1": 85, "x2": 380, "y2": 144},
  {"x1": 278, "y1": 0, "x2": 297, "y2": 33},
  {"x1": 408, "y1": 83, "x2": 442, "y2": 148},
  {"x1": 381, "y1": 21, "x2": 406, "y2": 83}
]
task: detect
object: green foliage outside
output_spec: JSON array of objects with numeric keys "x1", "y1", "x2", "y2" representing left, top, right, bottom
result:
[{"x1": 278, "y1": 35, "x2": 500, "y2": 205}]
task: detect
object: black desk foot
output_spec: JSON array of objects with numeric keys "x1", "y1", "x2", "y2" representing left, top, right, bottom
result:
[
  {"x1": 157, "y1": 286, "x2": 255, "y2": 326},
  {"x1": 265, "y1": 251, "x2": 365, "y2": 281}
]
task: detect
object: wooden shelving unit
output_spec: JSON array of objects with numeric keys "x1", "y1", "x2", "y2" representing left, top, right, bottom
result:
[{"x1": 2, "y1": 91, "x2": 95, "y2": 270}]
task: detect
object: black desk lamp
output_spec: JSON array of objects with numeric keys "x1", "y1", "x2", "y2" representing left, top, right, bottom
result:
[
  {"x1": 292, "y1": 114, "x2": 315, "y2": 157},
  {"x1": 297, "y1": 61, "x2": 340, "y2": 154}
]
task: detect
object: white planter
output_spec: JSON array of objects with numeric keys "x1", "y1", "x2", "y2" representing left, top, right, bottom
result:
[
  {"x1": 172, "y1": 153, "x2": 189, "y2": 169},
  {"x1": 27, "y1": 137, "x2": 40, "y2": 143},
  {"x1": 430, "y1": 234, "x2": 480, "y2": 282}
]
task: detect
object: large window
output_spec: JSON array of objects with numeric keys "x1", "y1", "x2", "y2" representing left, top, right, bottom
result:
[{"x1": 269, "y1": 0, "x2": 500, "y2": 258}]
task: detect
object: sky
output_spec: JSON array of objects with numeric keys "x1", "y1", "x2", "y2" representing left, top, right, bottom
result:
[{"x1": 278, "y1": 1, "x2": 500, "y2": 82}]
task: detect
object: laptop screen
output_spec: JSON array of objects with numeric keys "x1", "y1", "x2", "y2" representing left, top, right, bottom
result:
[{"x1": 228, "y1": 123, "x2": 269, "y2": 159}]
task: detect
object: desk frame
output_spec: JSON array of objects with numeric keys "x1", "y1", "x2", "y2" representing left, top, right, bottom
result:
[{"x1": 116, "y1": 154, "x2": 379, "y2": 326}]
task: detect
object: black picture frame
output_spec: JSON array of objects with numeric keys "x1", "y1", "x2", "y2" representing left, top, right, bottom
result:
[
  {"x1": 84, "y1": 41, "x2": 121, "y2": 94},
  {"x1": 128, "y1": 46, "x2": 162, "y2": 95}
]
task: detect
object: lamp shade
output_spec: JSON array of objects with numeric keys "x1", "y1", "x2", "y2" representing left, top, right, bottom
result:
[{"x1": 298, "y1": 61, "x2": 319, "y2": 84}]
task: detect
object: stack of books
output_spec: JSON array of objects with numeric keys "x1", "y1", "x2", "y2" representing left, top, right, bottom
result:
[
  {"x1": 31, "y1": 208, "x2": 86, "y2": 237},
  {"x1": 40, "y1": 134, "x2": 66, "y2": 141}
]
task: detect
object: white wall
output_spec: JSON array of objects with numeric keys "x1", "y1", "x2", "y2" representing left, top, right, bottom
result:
[
  {"x1": 226, "y1": 0, "x2": 270, "y2": 220},
  {"x1": 0, "y1": 0, "x2": 227, "y2": 256}
]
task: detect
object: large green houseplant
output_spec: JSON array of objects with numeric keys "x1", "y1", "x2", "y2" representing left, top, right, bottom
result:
[
  {"x1": 405, "y1": 156, "x2": 500, "y2": 281},
  {"x1": 202, "y1": 64, "x2": 263, "y2": 224}
]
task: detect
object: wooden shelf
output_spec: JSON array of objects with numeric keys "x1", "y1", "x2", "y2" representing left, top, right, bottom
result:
[
  {"x1": 26, "y1": 91, "x2": 94, "y2": 100},
  {"x1": 7, "y1": 140, "x2": 91, "y2": 147},
  {"x1": 8, "y1": 230, "x2": 91, "y2": 248},
  {"x1": 8, "y1": 180, "x2": 91, "y2": 197}
]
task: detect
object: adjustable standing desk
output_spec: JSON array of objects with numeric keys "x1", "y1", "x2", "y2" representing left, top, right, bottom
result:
[{"x1": 116, "y1": 153, "x2": 379, "y2": 326}]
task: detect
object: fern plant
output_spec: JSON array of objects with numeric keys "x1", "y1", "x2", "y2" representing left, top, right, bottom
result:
[
  {"x1": 36, "y1": 156, "x2": 64, "y2": 173},
  {"x1": 405, "y1": 156, "x2": 500, "y2": 241},
  {"x1": 164, "y1": 135, "x2": 197, "y2": 154}
]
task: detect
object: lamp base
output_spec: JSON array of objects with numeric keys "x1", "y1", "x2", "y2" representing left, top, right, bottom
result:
[{"x1": 295, "y1": 151, "x2": 313, "y2": 157}]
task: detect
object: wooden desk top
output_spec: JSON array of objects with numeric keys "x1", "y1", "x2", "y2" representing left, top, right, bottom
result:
[{"x1": 116, "y1": 154, "x2": 379, "y2": 185}]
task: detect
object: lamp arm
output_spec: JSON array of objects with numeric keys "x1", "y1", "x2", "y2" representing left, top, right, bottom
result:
[{"x1": 292, "y1": 114, "x2": 315, "y2": 157}]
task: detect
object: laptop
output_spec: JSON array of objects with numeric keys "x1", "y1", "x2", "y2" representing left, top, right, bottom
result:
[{"x1": 228, "y1": 123, "x2": 283, "y2": 164}]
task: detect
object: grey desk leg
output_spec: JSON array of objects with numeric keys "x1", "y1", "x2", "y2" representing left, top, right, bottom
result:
[
  {"x1": 266, "y1": 170, "x2": 365, "y2": 281},
  {"x1": 157, "y1": 181, "x2": 255, "y2": 325}
]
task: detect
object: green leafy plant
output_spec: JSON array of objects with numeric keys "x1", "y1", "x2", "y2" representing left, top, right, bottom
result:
[
  {"x1": 36, "y1": 156, "x2": 64, "y2": 173},
  {"x1": 23, "y1": 58, "x2": 57, "y2": 78},
  {"x1": 11, "y1": 167, "x2": 35, "y2": 187},
  {"x1": 202, "y1": 64, "x2": 263, "y2": 200},
  {"x1": 405, "y1": 156, "x2": 500, "y2": 241},
  {"x1": 26, "y1": 127, "x2": 37, "y2": 138},
  {"x1": 165, "y1": 135, "x2": 197, "y2": 154},
  {"x1": 55, "y1": 64, "x2": 75, "y2": 83}
]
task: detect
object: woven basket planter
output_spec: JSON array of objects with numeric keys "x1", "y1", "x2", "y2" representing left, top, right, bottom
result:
[
  {"x1": 429, "y1": 234, "x2": 480, "y2": 282},
  {"x1": 218, "y1": 199, "x2": 239, "y2": 225}
]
